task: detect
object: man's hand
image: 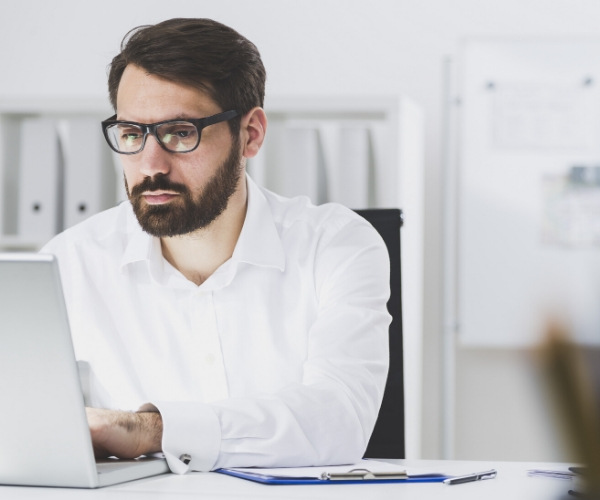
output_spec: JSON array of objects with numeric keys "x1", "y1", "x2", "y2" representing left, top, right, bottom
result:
[{"x1": 85, "y1": 407, "x2": 163, "y2": 459}]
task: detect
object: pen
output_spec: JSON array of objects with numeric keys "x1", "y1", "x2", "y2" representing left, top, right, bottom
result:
[{"x1": 443, "y1": 469, "x2": 497, "y2": 485}]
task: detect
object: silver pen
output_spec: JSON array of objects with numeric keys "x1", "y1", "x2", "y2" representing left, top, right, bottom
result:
[{"x1": 443, "y1": 469, "x2": 497, "y2": 485}]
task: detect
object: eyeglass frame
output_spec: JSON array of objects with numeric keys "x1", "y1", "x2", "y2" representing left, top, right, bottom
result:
[{"x1": 101, "y1": 109, "x2": 239, "y2": 155}]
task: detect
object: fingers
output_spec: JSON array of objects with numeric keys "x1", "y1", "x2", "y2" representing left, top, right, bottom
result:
[{"x1": 85, "y1": 407, "x2": 156, "y2": 459}]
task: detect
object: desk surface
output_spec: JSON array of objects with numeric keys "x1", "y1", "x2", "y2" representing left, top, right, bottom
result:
[{"x1": 0, "y1": 459, "x2": 573, "y2": 499}]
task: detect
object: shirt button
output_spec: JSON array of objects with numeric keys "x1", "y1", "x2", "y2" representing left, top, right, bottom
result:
[{"x1": 204, "y1": 353, "x2": 215, "y2": 365}]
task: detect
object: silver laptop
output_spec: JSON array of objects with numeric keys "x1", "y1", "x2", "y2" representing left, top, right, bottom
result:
[{"x1": 0, "y1": 253, "x2": 169, "y2": 488}]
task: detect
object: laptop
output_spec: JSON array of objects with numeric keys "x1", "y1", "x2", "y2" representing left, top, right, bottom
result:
[{"x1": 0, "y1": 252, "x2": 169, "y2": 488}]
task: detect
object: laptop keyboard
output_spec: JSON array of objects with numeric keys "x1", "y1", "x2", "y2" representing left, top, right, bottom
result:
[{"x1": 96, "y1": 459, "x2": 143, "y2": 474}]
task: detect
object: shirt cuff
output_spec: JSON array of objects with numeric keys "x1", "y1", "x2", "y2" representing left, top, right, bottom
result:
[{"x1": 140, "y1": 401, "x2": 221, "y2": 473}]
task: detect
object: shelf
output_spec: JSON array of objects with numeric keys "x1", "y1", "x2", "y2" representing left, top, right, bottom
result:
[
  {"x1": 0, "y1": 97, "x2": 111, "y2": 115},
  {"x1": 0, "y1": 235, "x2": 46, "y2": 251}
]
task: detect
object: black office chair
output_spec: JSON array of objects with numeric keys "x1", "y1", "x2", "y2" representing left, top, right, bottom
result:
[{"x1": 353, "y1": 208, "x2": 405, "y2": 459}]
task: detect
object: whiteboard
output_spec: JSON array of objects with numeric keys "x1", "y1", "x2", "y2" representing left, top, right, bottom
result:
[{"x1": 458, "y1": 39, "x2": 600, "y2": 347}]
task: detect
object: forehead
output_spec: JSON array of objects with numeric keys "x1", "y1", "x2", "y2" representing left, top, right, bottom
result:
[{"x1": 116, "y1": 64, "x2": 219, "y2": 122}]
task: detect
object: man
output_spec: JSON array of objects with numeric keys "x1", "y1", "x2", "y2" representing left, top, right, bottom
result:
[{"x1": 41, "y1": 18, "x2": 391, "y2": 473}]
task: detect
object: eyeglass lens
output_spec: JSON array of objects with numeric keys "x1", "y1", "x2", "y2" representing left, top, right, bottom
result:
[{"x1": 105, "y1": 121, "x2": 200, "y2": 153}]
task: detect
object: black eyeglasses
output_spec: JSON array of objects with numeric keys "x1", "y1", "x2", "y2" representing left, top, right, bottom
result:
[{"x1": 101, "y1": 110, "x2": 239, "y2": 154}]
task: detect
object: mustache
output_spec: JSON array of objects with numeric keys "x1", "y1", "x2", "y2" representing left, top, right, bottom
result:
[{"x1": 129, "y1": 175, "x2": 189, "y2": 198}]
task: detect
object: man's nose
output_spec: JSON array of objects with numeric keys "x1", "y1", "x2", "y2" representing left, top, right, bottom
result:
[{"x1": 138, "y1": 134, "x2": 171, "y2": 177}]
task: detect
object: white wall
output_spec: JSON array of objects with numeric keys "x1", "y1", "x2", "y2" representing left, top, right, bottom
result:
[{"x1": 3, "y1": 0, "x2": 600, "y2": 461}]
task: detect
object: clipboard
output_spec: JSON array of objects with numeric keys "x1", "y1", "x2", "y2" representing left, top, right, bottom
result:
[{"x1": 215, "y1": 466, "x2": 449, "y2": 485}]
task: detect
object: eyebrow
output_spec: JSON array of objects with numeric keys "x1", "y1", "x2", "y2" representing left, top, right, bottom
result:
[{"x1": 115, "y1": 114, "x2": 203, "y2": 123}]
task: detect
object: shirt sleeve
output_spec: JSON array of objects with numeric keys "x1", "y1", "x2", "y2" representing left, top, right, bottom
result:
[{"x1": 151, "y1": 216, "x2": 392, "y2": 472}]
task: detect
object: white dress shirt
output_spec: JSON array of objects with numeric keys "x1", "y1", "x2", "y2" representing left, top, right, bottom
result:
[{"x1": 41, "y1": 175, "x2": 391, "y2": 473}]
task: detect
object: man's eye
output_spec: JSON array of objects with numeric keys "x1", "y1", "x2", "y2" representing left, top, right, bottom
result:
[
  {"x1": 122, "y1": 132, "x2": 142, "y2": 140},
  {"x1": 121, "y1": 132, "x2": 142, "y2": 146},
  {"x1": 175, "y1": 129, "x2": 192, "y2": 138},
  {"x1": 161, "y1": 125, "x2": 197, "y2": 140},
  {"x1": 118, "y1": 126, "x2": 142, "y2": 138},
  {"x1": 161, "y1": 131, "x2": 190, "y2": 143}
]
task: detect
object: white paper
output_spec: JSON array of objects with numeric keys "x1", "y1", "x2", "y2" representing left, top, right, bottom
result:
[
  {"x1": 226, "y1": 459, "x2": 406, "y2": 479},
  {"x1": 492, "y1": 83, "x2": 591, "y2": 150}
]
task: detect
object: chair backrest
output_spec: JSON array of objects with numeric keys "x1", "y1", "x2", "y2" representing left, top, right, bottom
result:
[{"x1": 354, "y1": 208, "x2": 405, "y2": 459}]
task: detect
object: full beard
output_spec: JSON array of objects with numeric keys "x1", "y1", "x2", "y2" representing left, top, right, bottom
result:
[{"x1": 126, "y1": 137, "x2": 243, "y2": 237}]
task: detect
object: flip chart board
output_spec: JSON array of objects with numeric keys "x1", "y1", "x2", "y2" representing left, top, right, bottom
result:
[{"x1": 459, "y1": 39, "x2": 600, "y2": 346}]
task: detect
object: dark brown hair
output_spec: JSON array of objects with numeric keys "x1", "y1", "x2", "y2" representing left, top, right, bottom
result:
[{"x1": 107, "y1": 18, "x2": 266, "y2": 134}]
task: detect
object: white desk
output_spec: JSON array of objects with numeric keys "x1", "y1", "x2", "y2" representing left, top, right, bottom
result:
[{"x1": 0, "y1": 459, "x2": 573, "y2": 499}]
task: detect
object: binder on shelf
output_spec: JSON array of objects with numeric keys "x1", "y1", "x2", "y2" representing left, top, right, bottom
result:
[
  {"x1": 280, "y1": 124, "x2": 328, "y2": 204},
  {"x1": 61, "y1": 118, "x2": 116, "y2": 229},
  {"x1": 17, "y1": 117, "x2": 61, "y2": 242},
  {"x1": 247, "y1": 145, "x2": 267, "y2": 188},
  {"x1": 216, "y1": 460, "x2": 450, "y2": 485},
  {"x1": 111, "y1": 151, "x2": 128, "y2": 203},
  {"x1": 330, "y1": 125, "x2": 373, "y2": 208}
]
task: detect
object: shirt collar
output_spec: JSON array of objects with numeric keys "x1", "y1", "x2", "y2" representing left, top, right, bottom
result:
[
  {"x1": 232, "y1": 174, "x2": 285, "y2": 271},
  {"x1": 119, "y1": 174, "x2": 285, "y2": 278},
  {"x1": 120, "y1": 203, "x2": 154, "y2": 269}
]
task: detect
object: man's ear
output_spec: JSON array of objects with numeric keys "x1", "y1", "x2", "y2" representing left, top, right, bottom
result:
[{"x1": 240, "y1": 107, "x2": 267, "y2": 159}]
